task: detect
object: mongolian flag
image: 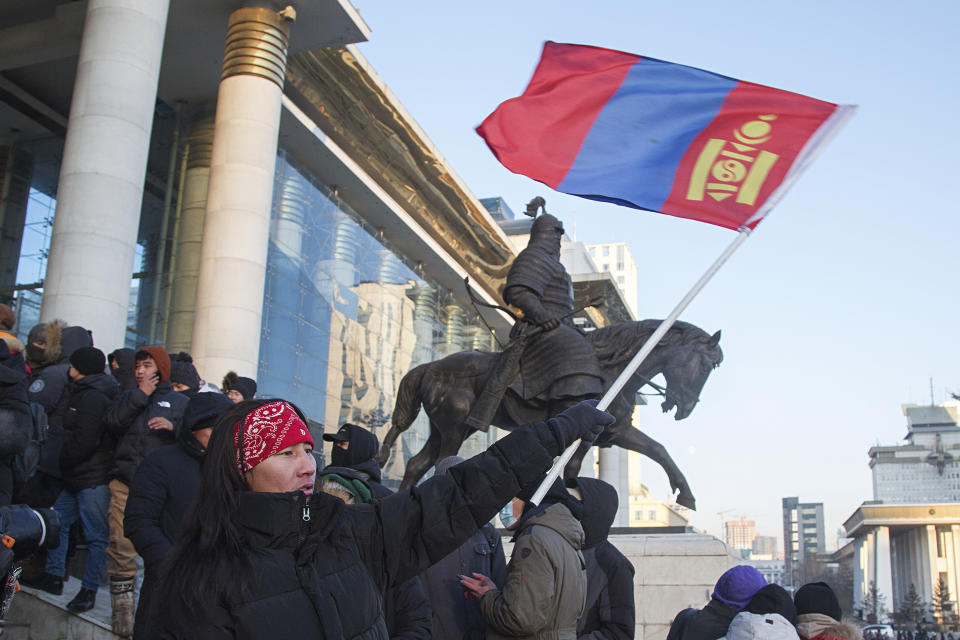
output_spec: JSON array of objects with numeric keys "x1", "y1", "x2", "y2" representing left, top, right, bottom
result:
[{"x1": 476, "y1": 42, "x2": 853, "y2": 230}]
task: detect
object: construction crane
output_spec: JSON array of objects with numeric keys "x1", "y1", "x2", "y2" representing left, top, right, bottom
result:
[{"x1": 717, "y1": 509, "x2": 734, "y2": 541}]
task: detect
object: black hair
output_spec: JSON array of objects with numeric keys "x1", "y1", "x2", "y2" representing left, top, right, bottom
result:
[
  {"x1": 133, "y1": 350, "x2": 151, "y2": 362},
  {"x1": 158, "y1": 398, "x2": 308, "y2": 615}
]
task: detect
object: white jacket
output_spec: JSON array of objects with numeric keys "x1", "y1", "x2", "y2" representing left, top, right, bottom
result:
[{"x1": 720, "y1": 612, "x2": 801, "y2": 640}]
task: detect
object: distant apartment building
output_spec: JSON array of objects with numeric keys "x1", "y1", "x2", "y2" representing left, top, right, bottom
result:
[
  {"x1": 870, "y1": 402, "x2": 960, "y2": 503},
  {"x1": 783, "y1": 497, "x2": 826, "y2": 588},
  {"x1": 752, "y1": 535, "x2": 779, "y2": 560},
  {"x1": 725, "y1": 517, "x2": 757, "y2": 551}
]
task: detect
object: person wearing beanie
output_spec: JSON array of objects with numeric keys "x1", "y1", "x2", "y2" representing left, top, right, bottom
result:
[
  {"x1": 419, "y1": 456, "x2": 507, "y2": 640},
  {"x1": 718, "y1": 584, "x2": 800, "y2": 640},
  {"x1": 567, "y1": 477, "x2": 636, "y2": 640},
  {"x1": 794, "y1": 582, "x2": 860, "y2": 640},
  {"x1": 223, "y1": 371, "x2": 257, "y2": 403},
  {"x1": 460, "y1": 475, "x2": 588, "y2": 640},
  {"x1": 102, "y1": 345, "x2": 187, "y2": 637},
  {"x1": 667, "y1": 565, "x2": 767, "y2": 640},
  {"x1": 169, "y1": 358, "x2": 201, "y2": 397},
  {"x1": 23, "y1": 346, "x2": 119, "y2": 612},
  {"x1": 125, "y1": 391, "x2": 233, "y2": 640},
  {"x1": 157, "y1": 398, "x2": 614, "y2": 639}
]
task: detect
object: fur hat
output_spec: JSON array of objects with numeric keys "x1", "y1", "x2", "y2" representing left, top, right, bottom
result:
[{"x1": 70, "y1": 347, "x2": 106, "y2": 376}]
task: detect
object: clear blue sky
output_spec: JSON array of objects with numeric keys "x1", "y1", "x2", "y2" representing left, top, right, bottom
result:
[{"x1": 350, "y1": 0, "x2": 960, "y2": 546}]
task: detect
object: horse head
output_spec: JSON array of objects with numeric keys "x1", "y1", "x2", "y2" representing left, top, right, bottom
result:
[{"x1": 658, "y1": 329, "x2": 723, "y2": 420}]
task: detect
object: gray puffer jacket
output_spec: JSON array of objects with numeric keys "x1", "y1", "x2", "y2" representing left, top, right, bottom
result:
[{"x1": 481, "y1": 502, "x2": 587, "y2": 640}]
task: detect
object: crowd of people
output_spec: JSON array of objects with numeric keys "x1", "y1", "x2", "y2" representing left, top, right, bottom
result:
[
  {"x1": 0, "y1": 303, "x2": 641, "y2": 639},
  {"x1": 667, "y1": 568, "x2": 861, "y2": 640}
]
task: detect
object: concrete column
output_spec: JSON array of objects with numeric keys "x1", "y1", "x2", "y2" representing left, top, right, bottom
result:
[
  {"x1": 40, "y1": 0, "x2": 169, "y2": 350},
  {"x1": 875, "y1": 526, "x2": 894, "y2": 621},
  {"x1": 165, "y1": 114, "x2": 214, "y2": 353},
  {"x1": 599, "y1": 446, "x2": 629, "y2": 526},
  {"x1": 0, "y1": 144, "x2": 33, "y2": 303},
  {"x1": 191, "y1": 7, "x2": 294, "y2": 378},
  {"x1": 853, "y1": 535, "x2": 867, "y2": 613}
]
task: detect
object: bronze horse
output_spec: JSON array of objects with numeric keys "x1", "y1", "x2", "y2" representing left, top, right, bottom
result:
[{"x1": 375, "y1": 319, "x2": 722, "y2": 509}]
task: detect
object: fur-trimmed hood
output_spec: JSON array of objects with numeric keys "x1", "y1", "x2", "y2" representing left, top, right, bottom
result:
[{"x1": 795, "y1": 614, "x2": 862, "y2": 640}]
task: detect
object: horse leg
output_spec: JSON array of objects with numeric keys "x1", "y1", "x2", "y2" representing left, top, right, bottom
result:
[
  {"x1": 376, "y1": 423, "x2": 403, "y2": 467},
  {"x1": 608, "y1": 426, "x2": 696, "y2": 510},
  {"x1": 398, "y1": 427, "x2": 442, "y2": 490}
]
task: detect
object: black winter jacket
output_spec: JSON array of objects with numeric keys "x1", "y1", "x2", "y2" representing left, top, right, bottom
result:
[
  {"x1": 59, "y1": 373, "x2": 119, "y2": 492},
  {"x1": 420, "y1": 523, "x2": 506, "y2": 640},
  {"x1": 104, "y1": 382, "x2": 188, "y2": 485},
  {"x1": 0, "y1": 348, "x2": 30, "y2": 458},
  {"x1": 158, "y1": 420, "x2": 561, "y2": 640},
  {"x1": 666, "y1": 599, "x2": 737, "y2": 640},
  {"x1": 574, "y1": 478, "x2": 635, "y2": 640},
  {"x1": 125, "y1": 428, "x2": 206, "y2": 640}
]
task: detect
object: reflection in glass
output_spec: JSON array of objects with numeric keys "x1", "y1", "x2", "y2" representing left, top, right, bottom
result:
[{"x1": 260, "y1": 151, "x2": 493, "y2": 488}]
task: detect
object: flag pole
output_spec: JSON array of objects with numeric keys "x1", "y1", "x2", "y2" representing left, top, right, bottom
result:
[{"x1": 528, "y1": 226, "x2": 753, "y2": 505}]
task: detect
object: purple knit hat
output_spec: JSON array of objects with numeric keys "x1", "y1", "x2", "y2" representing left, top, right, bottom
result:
[{"x1": 712, "y1": 565, "x2": 767, "y2": 610}]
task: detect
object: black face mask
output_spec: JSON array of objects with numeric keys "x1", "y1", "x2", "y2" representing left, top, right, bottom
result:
[
  {"x1": 26, "y1": 343, "x2": 45, "y2": 364},
  {"x1": 331, "y1": 445, "x2": 349, "y2": 468}
]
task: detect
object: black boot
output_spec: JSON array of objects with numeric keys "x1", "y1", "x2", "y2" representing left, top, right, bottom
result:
[
  {"x1": 20, "y1": 571, "x2": 63, "y2": 596},
  {"x1": 67, "y1": 587, "x2": 97, "y2": 613}
]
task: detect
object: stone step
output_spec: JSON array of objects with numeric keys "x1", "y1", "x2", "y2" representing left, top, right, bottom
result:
[{"x1": 3, "y1": 582, "x2": 113, "y2": 639}]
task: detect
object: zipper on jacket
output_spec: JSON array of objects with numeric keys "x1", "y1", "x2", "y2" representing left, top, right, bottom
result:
[{"x1": 302, "y1": 505, "x2": 311, "y2": 523}]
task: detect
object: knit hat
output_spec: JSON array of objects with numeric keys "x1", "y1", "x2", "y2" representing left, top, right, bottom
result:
[
  {"x1": 136, "y1": 346, "x2": 171, "y2": 382},
  {"x1": 69, "y1": 347, "x2": 106, "y2": 376},
  {"x1": 746, "y1": 584, "x2": 796, "y2": 622},
  {"x1": 183, "y1": 393, "x2": 233, "y2": 431},
  {"x1": 712, "y1": 565, "x2": 767, "y2": 610},
  {"x1": 170, "y1": 357, "x2": 201, "y2": 391},
  {"x1": 225, "y1": 374, "x2": 257, "y2": 400},
  {"x1": 794, "y1": 582, "x2": 841, "y2": 621},
  {"x1": 234, "y1": 401, "x2": 314, "y2": 473}
]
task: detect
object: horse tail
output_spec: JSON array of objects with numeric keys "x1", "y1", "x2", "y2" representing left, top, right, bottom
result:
[{"x1": 391, "y1": 363, "x2": 430, "y2": 432}]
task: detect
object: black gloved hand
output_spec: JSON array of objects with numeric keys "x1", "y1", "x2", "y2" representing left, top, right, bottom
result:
[
  {"x1": 539, "y1": 317, "x2": 560, "y2": 332},
  {"x1": 547, "y1": 400, "x2": 615, "y2": 451}
]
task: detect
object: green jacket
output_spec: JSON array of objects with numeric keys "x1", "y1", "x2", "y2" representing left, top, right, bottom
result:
[{"x1": 481, "y1": 503, "x2": 587, "y2": 640}]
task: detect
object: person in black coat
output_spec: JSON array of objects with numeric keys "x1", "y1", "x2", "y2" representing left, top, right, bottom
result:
[
  {"x1": 26, "y1": 348, "x2": 119, "y2": 612},
  {"x1": 665, "y1": 565, "x2": 767, "y2": 640},
  {"x1": 567, "y1": 477, "x2": 635, "y2": 640},
  {"x1": 419, "y1": 455, "x2": 507, "y2": 640},
  {"x1": 0, "y1": 343, "x2": 31, "y2": 506},
  {"x1": 103, "y1": 346, "x2": 188, "y2": 637},
  {"x1": 125, "y1": 391, "x2": 234, "y2": 640},
  {"x1": 156, "y1": 398, "x2": 615, "y2": 639},
  {"x1": 321, "y1": 424, "x2": 432, "y2": 640},
  {"x1": 108, "y1": 349, "x2": 137, "y2": 392}
]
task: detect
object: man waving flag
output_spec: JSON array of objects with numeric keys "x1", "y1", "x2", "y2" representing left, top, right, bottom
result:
[{"x1": 476, "y1": 41, "x2": 853, "y2": 231}]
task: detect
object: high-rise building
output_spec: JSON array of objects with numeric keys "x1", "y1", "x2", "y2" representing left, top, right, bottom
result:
[
  {"x1": 725, "y1": 516, "x2": 757, "y2": 551},
  {"x1": 585, "y1": 243, "x2": 638, "y2": 315},
  {"x1": 870, "y1": 401, "x2": 960, "y2": 503},
  {"x1": 783, "y1": 497, "x2": 826, "y2": 588}
]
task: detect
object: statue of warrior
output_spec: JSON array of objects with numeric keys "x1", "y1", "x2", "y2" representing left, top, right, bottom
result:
[{"x1": 464, "y1": 198, "x2": 604, "y2": 430}]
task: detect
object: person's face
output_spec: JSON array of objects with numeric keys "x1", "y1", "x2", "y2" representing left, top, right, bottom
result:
[
  {"x1": 335, "y1": 440, "x2": 349, "y2": 450},
  {"x1": 227, "y1": 389, "x2": 244, "y2": 404},
  {"x1": 68, "y1": 365, "x2": 80, "y2": 381},
  {"x1": 171, "y1": 382, "x2": 190, "y2": 393},
  {"x1": 109, "y1": 358, "x2": 119, "y2": 371},
  {"x1": 192, "y1": 427, "x2": 213, "y2": 449},
  {"x1": 245, "y1": 442, "x2": 316, "y2": 495},
  {"x1": 134, "y1": 357, "x2": 158, "y2": 385}
]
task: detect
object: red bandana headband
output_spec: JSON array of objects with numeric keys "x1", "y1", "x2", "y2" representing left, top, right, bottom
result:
[{"x1": 234, "y1": 401, "x2": 314, "y2": 473}]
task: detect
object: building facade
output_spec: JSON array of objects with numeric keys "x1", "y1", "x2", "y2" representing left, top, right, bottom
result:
[
  {"x1": 0, "y1": 1, "x2": 518, "y2": 484},
  {"x1": 725, "y1": 516, "x2": 757, "y2": 552},
  {"x1": 870, "y1": 402, "x2": 960, "y2": 503},
  {"x1": 783, "y1": 497, "x2": 826, "y2": 588}
]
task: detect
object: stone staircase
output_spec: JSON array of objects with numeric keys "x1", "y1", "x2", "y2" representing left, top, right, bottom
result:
[{"x1": 2, "y1": 581, "x2": 113, "y2": 639}]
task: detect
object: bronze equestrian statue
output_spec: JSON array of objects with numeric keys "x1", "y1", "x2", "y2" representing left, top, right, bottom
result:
[{"x1": 376, "y1": 318, "x2": 721, "y2": 510}]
